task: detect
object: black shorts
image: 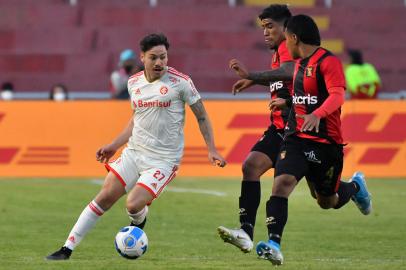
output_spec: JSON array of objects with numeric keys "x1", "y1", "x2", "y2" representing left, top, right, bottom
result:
[
  {"x1": 275, "y1": 135, "x2": 344, "y2": 196},
  {"x1": 251, "y1": 125, "x2": 284, "y2": 166}
]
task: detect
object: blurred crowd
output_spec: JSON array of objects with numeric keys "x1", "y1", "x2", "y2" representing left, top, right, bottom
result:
[{"x1": 1, "y1": 48, "x2": 381, "y2": 101}]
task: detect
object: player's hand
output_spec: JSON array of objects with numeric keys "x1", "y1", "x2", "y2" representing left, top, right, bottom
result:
[
  {"x1": 96, "y1": 144, "x2": 118, "y2": 163},
  {"x1": 229, "y1": 59, "x2": 249, "y2": 79},
  {"x1": 269, "y1": 98, "x2": 287, "y2": 111},
  {"x1": 232, "y1": 79, "x2": 254, "y2": 95},
  {"x1": 296, "y1": 113, "x2": 320, "y2": 133},
  {"x1": 208, "y1": 151, "x2": 227, "y2": 168}
]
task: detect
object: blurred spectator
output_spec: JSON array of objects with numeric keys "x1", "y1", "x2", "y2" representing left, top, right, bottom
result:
[
  {"x1": 345, "y1": 49, "x2": 381, "y2": 99},
  {"x1": 110, "y1": 49, "x2": 143, "y2": 100},
  {"x1": 1, "y1": 82, "x2": 14, "y2": 101},
  {"x1": 50, "y1": 83, "x2": 69, "y2": 101}
]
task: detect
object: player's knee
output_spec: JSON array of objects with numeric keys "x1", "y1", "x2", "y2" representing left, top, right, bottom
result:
[
  {"x1": 126, "y1": 198, "x2": 149, "y2": 214},
  {"x1": 272, "y1": 175, "x2": 296, "y2": 197},
  {"x1": 317, "y1": 197, "x2": 335, "y2": 209},
  {"x1": 242, "y1": 159, "x2": 262, "y2": 178}
]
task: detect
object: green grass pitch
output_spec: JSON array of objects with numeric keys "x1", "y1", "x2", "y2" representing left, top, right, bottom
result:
[{"x1": 0, "y1": 177, "x2": 405, "y2": 270}]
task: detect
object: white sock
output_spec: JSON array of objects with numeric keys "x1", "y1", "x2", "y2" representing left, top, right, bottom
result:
[
  {"x1": 64, "y1": 200, "x2": 105, "y2": 250},
  {"x1": 127, "y1": 206, "x2": 148, "y2": 225}
]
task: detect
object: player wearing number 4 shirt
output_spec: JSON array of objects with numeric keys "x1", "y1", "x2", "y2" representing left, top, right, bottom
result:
[
  {"x1": 46, "y1": 33, "x2": 226, "y2": 260},
  {"x1": 218, "y1": 4, "x2": 295, "y2": 254},
  {"x1": 254, "y1": 15, "x2": 372, "y2": 266}
]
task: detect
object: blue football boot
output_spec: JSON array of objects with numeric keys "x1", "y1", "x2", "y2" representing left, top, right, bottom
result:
[
  {"x1": 256, "y1": 240, "x2": 283, "y2": 265},
  {"x1": 350, "y1": 172, "x2": 372, "y2": 215}
]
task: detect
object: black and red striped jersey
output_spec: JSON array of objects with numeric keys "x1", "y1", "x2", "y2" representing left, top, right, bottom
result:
[
  {"x1": 285, "y1": 47, "x2": 346, "y2": 144},
  {"x1": 269, "y1": 40, "x2": 294, "y2": 129}
]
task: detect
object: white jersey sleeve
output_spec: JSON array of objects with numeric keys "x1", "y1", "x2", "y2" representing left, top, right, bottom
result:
[{"x1": 180, "y1": 77, "x2": 201, "y2": 106}]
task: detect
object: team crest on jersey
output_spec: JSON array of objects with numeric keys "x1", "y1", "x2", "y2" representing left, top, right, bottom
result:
[
  {"x1": 160, "y1": 86, "x2": 169, "y2": 95},
  {"x1": 134, "y1": 88, "x2": 141, "y2": 95},
  {"x1": 306, "y1": 66, "x2": 315, "y2": 77}
]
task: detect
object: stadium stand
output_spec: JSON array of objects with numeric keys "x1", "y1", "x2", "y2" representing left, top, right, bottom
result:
[{"x1": 0, "y1": 0, "x2": 404, "y2": 97}]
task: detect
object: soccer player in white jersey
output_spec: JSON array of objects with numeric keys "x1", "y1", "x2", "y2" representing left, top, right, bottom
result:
[{"x1": 46, "y1": 33, "x2": 226, "y2": 260}]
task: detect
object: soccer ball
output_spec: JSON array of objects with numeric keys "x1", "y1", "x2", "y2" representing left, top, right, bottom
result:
[{"x1": 114, "y1": 226, "x2": 148, "y2": 259}]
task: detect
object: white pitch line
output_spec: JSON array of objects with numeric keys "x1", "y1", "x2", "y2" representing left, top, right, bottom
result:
[
  {"x1": 91, "y1": 179, "x2": 104, "y2": 185},
  {"x1": 90, "y1": 179, "x2": 227, "y2": 197},
  {"x1": 166, "y1": 187, "x2": 227, "y2": 197}
]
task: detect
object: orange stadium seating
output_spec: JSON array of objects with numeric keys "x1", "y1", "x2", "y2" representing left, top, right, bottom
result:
[{"x1": 0, "y1": 0, "x2": 405, "y2": 94}]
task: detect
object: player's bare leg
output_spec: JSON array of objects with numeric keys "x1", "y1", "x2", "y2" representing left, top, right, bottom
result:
[
  {"x1": 126, "y1": 185, "x2": 154, "y2": 230},
  {"x1": 307, "y1": 175, "x2": 364, "y2": 212},
  {"x1": 316, "y1": 194, "x2": 339, "y2": 209},
  {"x1": 46, "y1": 172, "x2": 126, "y2": 260},
  {"x1": 218, "y1": 151, "x2": 272, "y2": 253},
  {"x1": 308, "y1": 173, "x2": 368, "y2": 212}
]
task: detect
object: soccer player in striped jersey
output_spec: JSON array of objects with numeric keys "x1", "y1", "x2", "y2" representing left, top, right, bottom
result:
[
  {"x1": 254, "y1": 15, "x2": 372, "y2": 265},
  {"x1": 217, "y1": 4, "x2": 294, "y2": 253},
  {"x1": 46, "y1": 33, "x2": 226, "y2": 260}
]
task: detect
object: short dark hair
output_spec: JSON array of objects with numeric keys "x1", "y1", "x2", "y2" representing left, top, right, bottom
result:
[
  {"x1": 140, "y1": 33, "x2": 170, "y2": 52},
  {"x1": 1, "y1": 82, "x2": 14, "y2": 91},
  {"x1": 348, "y1": 49, "x2": 364, "y2": 65},
  {"x1": 285, "y1": 14, "x2": 321, "y2": 46},
  {"x1": 258, "y1": 4, "x2": 291, "y2": 24},
  {"x1": 49, "y1": 83, "x2": 68, "y2": 100}
]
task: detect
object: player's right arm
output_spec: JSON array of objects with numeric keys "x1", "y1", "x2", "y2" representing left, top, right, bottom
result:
[
  {"x1": 96, "y1": 113, "x2": 134, "y2": 163},
  {"x1": 189, "y1": 99, "x2": 227, "y2": 168},
  {"x1": 229, "y1": 59, "x2": 294, "y2": 94},
  {"x1": 246, "y1": 61, "x2": 294, "y2": 82}
]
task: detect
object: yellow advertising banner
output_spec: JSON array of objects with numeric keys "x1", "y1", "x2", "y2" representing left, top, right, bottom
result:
[{"x1": 0, "y1": 100, "x2": 405, "y2": 178}]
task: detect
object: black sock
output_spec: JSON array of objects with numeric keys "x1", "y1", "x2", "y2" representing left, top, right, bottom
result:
[
  {"x1": 130, "y1": 217, "x2": 147, "y2": 230},
  {"x1": 334, "y1": 181, "x2": 358, "y2": 209},
  {"x1": 239, "y1": 181, "x2": 261, "y2": 240},
  {"x1": 266, "y1": 196, "x2": 288, "y2": 245}
]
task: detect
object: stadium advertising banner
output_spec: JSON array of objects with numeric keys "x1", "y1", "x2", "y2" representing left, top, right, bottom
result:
[{"x1": 0, "y1": 100, "x2": 405, "y2": 178}]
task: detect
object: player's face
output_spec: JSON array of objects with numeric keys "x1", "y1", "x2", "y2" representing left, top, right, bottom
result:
[
  {"x1": 285, "y1": 31, "x2": 300, "y2": 59},
  {"x1": 261, "y1": 18, "x2": 285, "y2": 50},
  {"x1": 141, "y1": 45, "x2": 168, "y2": 81}
]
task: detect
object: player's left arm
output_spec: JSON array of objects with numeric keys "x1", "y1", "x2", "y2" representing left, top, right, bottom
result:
[
  {"x1": 190, "y1": 99, "x2": 226, "y2": 167},
  {"x1": 299, "y1": 57, "x2": 345, "y2": 132}
]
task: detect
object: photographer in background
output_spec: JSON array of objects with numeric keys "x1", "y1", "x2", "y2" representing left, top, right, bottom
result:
[{"x1": 110, "y1": 49, "x2": 143, "y2": 100}]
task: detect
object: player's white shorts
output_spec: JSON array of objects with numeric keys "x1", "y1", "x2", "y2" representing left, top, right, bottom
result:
[{"x1": 105, "y1": 148, "x2": 178, "y2": 199}]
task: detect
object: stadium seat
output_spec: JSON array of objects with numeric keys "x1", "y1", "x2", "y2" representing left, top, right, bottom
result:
[
  {"x1": 244, "y1": 0, "x2": 315, "y2": 8},
  {"x1": 0, "y1": 0, "x2": 404, "y2": 93}
]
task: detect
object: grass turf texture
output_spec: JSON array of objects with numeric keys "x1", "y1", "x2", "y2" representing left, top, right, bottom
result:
[{"x1": 0, "y1": 177, "x2": 405, "y2": 270}]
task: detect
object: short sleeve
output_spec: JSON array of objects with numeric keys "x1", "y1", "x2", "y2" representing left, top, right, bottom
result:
[
  {"x1": 366, "y1": 63, "x2": 381, "y2": 83},
  {"x1": 278, "y1": 41, "x2": 294, "y2": 64},
  {"x1": 320, "y1": 56, "x2": 346, "y2": 89},
  {"x1": 181, "y1": 78, "x2": 201, "y2": 105}
]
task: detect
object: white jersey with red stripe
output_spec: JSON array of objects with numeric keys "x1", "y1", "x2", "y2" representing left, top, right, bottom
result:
[{"x1": 127, "y1": 66, "x2": 201, "y2": 165}]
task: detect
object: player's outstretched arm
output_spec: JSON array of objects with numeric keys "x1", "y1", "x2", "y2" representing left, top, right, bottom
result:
[
  {"x1": 229, "y1": 60, "x2": 269, "y2": 93},
  {"x1": 247, "y1": 61, "x2": 295, "y2": 84},
  {"x1": 232, "y1": 79, "x2": 254, "y2": 95},
  {"x1": 190, "y1": 100, "x2": 226, "y2": 167},
  {"x1": 96, "y1": 113, "x2": 134, "y2": 163}
]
